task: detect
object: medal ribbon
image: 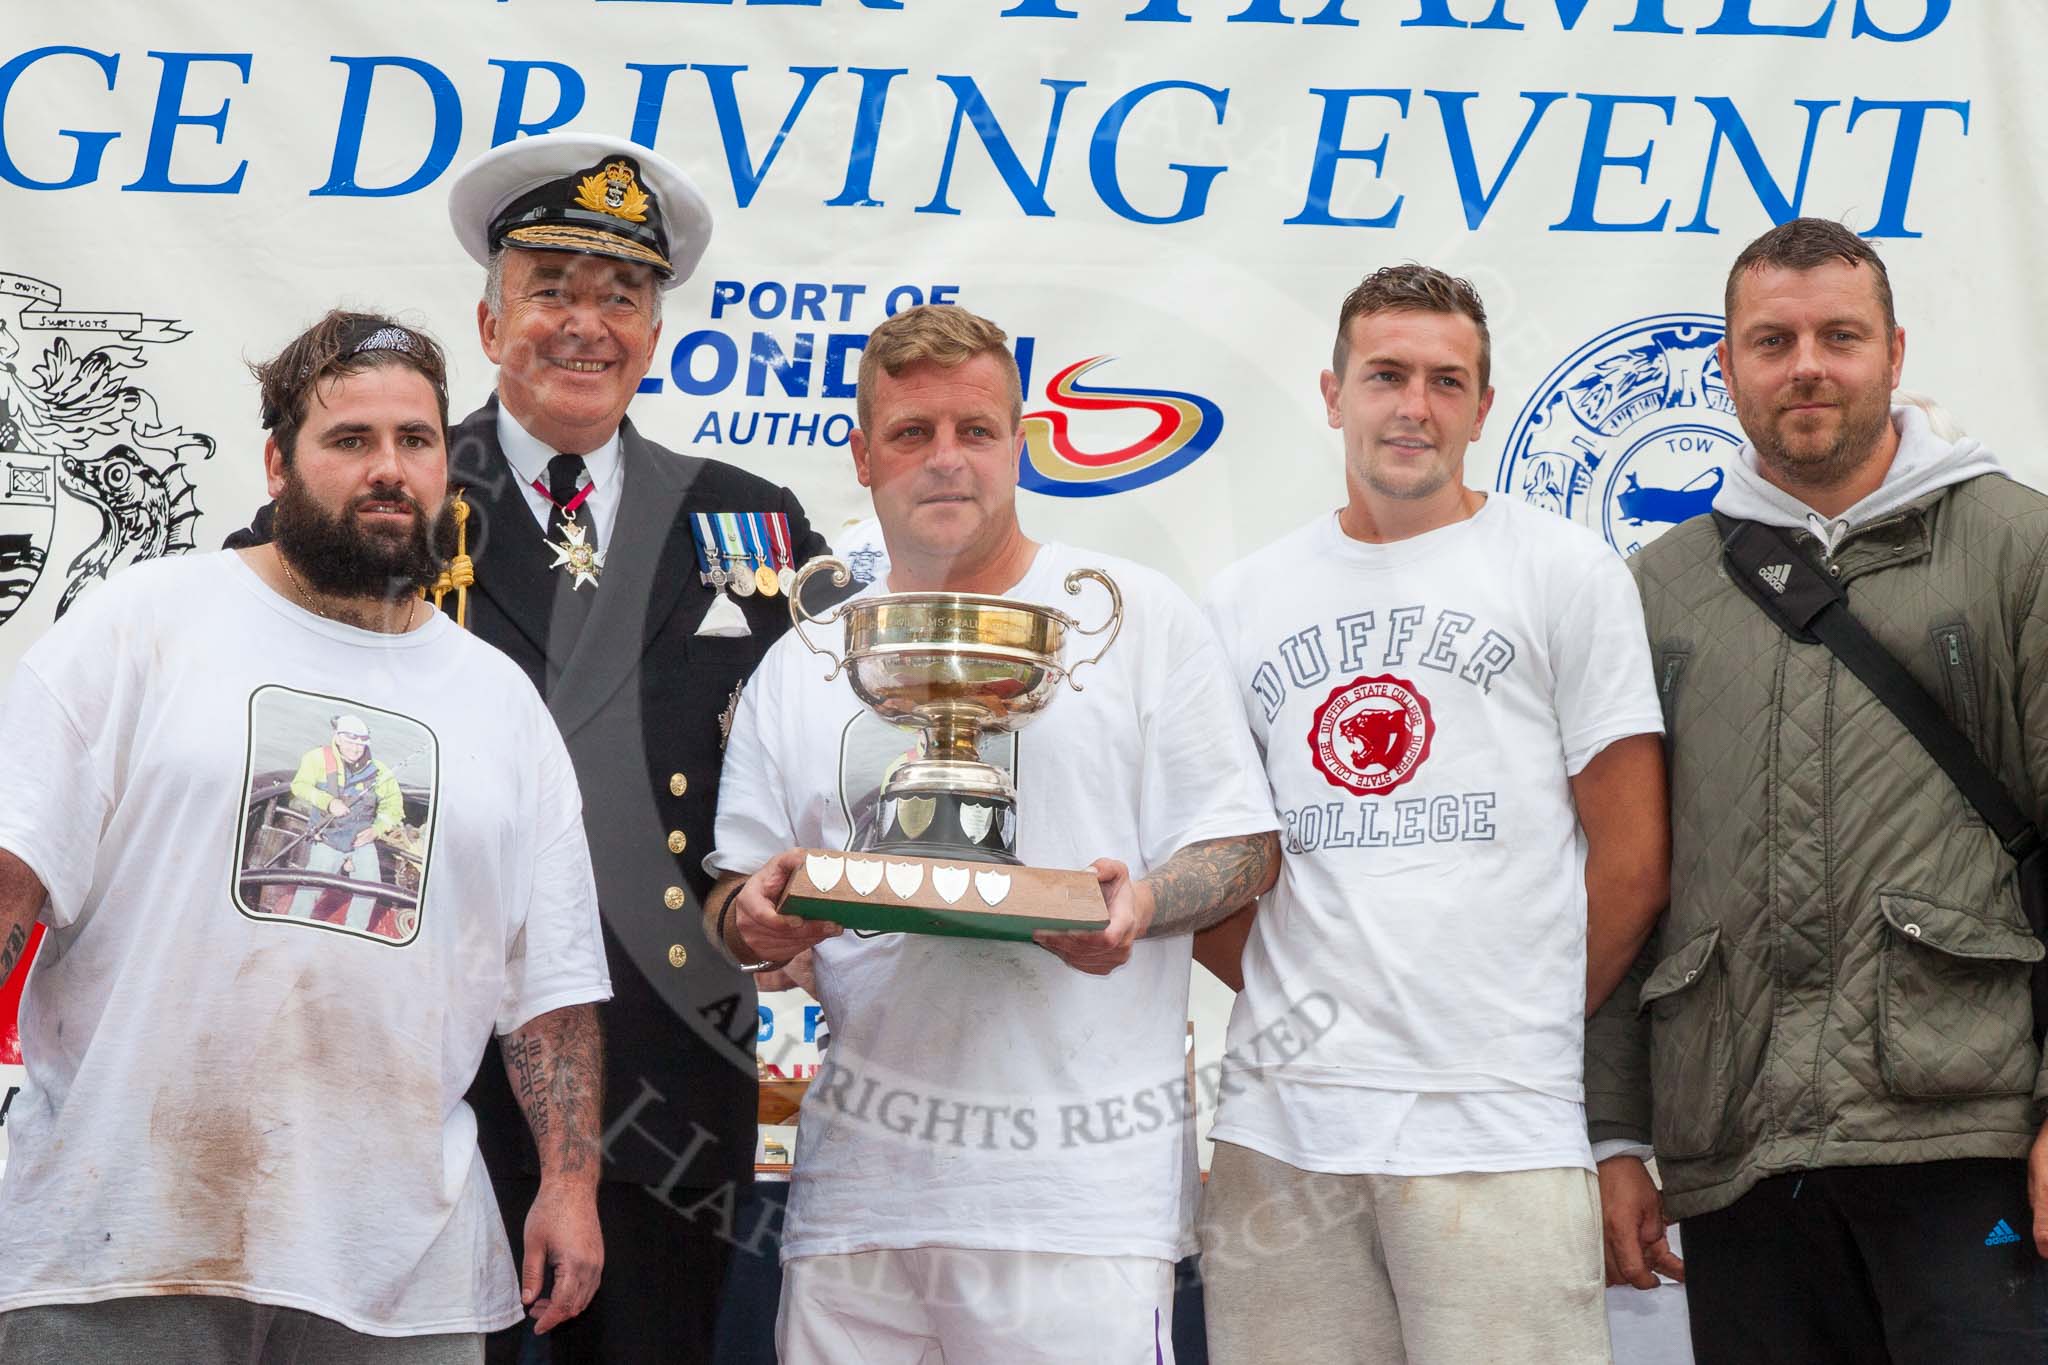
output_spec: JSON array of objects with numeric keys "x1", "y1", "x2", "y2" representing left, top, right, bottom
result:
[
  {"x1": 740, "y1": 513, "x2": 770, "y2": 572},
  {"x1": 766, "y1": 512, "x2": 794, "y2": 571},
  {"x1": 715, "y1": 512, "x2": 752, "y2": 570},
  {"x1": 690, "y1": 512, "x2": 719, "y2": 582},
  {"x1": 529, "y1": 476, "x2": 595, "y2": 518}
]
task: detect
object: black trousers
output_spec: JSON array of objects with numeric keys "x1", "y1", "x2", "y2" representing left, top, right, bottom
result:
[
  {"x1": 484, "y1": 1176, "x2": 747, "y2": 1365},
  {"x1": 1682, "y1": 1158, "x2": 2048, "y2": 1364}
]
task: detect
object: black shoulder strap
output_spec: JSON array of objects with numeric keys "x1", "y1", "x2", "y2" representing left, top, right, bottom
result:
[{"x1": 1714, "y1": 512, "x2": 2042, "y2": 868}]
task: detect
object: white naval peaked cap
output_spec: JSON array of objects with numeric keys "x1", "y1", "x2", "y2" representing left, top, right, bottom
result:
[{"x1": 448, "y1": 131, "x2": 713, "y2": 290}]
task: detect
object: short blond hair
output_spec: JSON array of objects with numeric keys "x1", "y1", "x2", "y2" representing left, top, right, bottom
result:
[{"x1": 856, "y1": 304, "x2": 1022, "y2": 432}]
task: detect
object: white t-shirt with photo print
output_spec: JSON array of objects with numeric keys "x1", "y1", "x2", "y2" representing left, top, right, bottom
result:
[
  {"x1": 0, "y1": 551, "x2": 609, "y2": 1335},
  {"x1": 1203, "y1": 498, "x2": 1662, "y2": 1176},
  {"x1": 708, "y1": 541, "x2": 1279, "y2": 1262}
]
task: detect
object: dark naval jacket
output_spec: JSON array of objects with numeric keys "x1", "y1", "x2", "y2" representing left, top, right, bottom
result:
[{"x1": 229, "y1": 396, "x2": 829, "y2": 1194}]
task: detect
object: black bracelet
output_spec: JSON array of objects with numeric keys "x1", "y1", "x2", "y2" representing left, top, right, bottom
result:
[
  {"x1": 715, "y1": 877, "x2": 782, "y2": 974},
  {"x1": 713, "y1": 880, "x2": 745, "y2": 947}
]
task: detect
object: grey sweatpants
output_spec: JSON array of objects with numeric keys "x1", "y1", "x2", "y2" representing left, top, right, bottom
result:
[
  {"x1": 1198, "y1": 1140, "x2": 1612, "y2": 1365},
  {"x1": 0, "y1": 1296, "x2": 485, "y2": 1365}
]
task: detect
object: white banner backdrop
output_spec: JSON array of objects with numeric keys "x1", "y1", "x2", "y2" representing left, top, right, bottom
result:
[{"x1": 3, "y1": 4, "x2": 2038, "y2": 1358}]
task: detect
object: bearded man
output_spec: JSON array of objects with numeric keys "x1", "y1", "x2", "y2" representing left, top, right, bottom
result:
[
  {"x1": 226, "y1": 132, "x2": 833, "y2": 1365},
  {"x1": 0, "y1": 310, "x2": 611, "y2": 1363}
]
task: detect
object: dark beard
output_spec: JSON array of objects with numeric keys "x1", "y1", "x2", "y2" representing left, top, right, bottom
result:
[{"x1": 272, "y1": 473, "x2": 448, "y2": 599}]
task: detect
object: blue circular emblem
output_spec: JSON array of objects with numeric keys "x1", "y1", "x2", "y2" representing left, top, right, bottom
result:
[{"x1": 1497, "y1": 313, "x2": 1744, "y2": 555}]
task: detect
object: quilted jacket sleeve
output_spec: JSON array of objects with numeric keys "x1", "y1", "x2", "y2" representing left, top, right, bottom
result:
[{"x1": 2018, "y1": 531, "x2": 2048, "y2": 1111}]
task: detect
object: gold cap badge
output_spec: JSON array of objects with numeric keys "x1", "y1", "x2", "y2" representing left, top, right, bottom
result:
[{"x1": 575, "y1": 160, "x2": 650, "y2": 223}]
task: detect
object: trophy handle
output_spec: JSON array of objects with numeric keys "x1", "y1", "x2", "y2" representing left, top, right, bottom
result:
[
  {"x1": 1062, "y1": 568, "x2": 1123, "y2": 692},
  {"x1": 788, "y1": 557, "x2": 855, "y2": 680}
]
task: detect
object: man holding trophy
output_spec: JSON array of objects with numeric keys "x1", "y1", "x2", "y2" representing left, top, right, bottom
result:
[{"x1": 705, "y1": 304, "x2": 1280, "y2": 1361}]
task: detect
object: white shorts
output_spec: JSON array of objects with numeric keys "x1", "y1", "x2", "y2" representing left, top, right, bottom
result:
[{"x1": 777, "y1": 1246, "x2": 1176, "y2": 1364}]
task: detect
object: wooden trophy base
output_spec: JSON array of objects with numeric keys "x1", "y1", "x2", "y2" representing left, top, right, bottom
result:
[{"x1": 776, "y1": 850, "x2": 1108, "y2": 941}]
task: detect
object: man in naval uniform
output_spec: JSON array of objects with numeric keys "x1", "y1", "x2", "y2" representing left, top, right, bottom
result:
[{"x1": 228, "y1": 132, "x2": 829, "y2": 1364}]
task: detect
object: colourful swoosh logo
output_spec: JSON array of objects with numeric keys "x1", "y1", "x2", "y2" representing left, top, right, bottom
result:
[{"x1": 1019, "y1": 356, "x2": 1223, "y2": 497}]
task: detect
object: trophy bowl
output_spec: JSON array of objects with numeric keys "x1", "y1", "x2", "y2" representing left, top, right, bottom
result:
[{"x1": 790, "y1": 559, "x2": 1121, "y2": 863}]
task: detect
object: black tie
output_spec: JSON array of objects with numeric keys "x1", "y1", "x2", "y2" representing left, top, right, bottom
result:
[
  {"x1": 544, "y1": 453, "x2": 600, "y2": 560},
  {"x1": 541, "y1": 453, "x2": 598, "y2": 675}
]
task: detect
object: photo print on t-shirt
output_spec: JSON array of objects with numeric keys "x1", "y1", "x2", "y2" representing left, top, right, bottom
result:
[
  {"x1": 230, "y1": 685, "x2": 440, "y2": 946},
  {"x1": 836, "y1": 711, "x2": 1019, "y2": 853}
]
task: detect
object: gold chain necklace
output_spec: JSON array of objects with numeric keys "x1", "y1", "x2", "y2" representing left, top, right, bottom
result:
[{"x1": 278, "y1": 552, "x2": 418, "y2": 634}]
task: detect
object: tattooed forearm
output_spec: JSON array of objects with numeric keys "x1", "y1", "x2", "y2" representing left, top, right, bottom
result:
[
  {"x1": 0, "y1": 848, "x2": 46, "y2": 984},
  {"x1": 0, "y1": 923, "x2": 25, "y2": 983},
  {"x1": 1141, "y1": 832, "x2": 1281, "y2": 937},
  {"x1": 503, "y1": 1034, "x2": 548, "y2": 1142},
  {"x1": 502, "y1": 1004, "x2": 604, "y2": 1182}
]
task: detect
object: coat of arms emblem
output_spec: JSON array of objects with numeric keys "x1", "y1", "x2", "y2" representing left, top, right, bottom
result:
[{"x1": 0, "y1": 271, "x2": 213, "y2": 639}]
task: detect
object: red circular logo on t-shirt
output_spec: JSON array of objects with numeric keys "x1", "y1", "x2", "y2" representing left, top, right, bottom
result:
[{"x1": 1308, "y1": 674, "x2": 1435, "y2": 796}]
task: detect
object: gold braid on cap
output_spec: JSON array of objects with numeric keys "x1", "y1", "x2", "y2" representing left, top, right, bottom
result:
[
  {"x1": 502, "y1": 223, "x2": 672, "y2": 273},
  {"x1": 430, "y1": 491, "x2": 473, "y2": 627}
]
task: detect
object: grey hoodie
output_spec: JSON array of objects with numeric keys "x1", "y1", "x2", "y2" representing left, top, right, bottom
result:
[{"x1": 1713, "y1": 402, "x2": 2007, "y2": 553}]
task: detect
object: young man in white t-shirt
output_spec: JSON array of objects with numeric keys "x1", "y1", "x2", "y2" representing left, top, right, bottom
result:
[
  {"x1": 703, "y1": 304, "x2": 1281, "y2": 1365},
  {"x1": 1197, "y1": 267, "x2": 1670, "y2": 1365},
  {"x1": 0, "y1": 312, "x2": 611, "y2": 1363}
]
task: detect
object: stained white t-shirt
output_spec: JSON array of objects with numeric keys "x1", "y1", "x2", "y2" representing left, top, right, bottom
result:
[
  {"x1": 708, "y1": 542, "x2": 1278, "y2": 1261},
  {"x1": 0, "y1": 552, "x2": 609, "y2": 1335},
  {"x1": 1202, "y1": 499, "x2": 1661, "y2": 1176}
]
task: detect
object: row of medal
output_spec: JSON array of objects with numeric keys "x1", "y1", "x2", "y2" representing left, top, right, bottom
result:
[{"x1": 690, "y1": 511, "x2": 798, "y2": 599}]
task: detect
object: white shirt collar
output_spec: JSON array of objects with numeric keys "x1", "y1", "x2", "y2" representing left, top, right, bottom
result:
[{"x1": 494, "y1": 400, "x2": 623, "y2": 496}]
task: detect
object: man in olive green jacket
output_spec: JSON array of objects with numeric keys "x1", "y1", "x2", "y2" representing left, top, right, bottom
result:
[{"x1": 1590, "y1": 218, "x2": 2048, "y2": 1363}]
